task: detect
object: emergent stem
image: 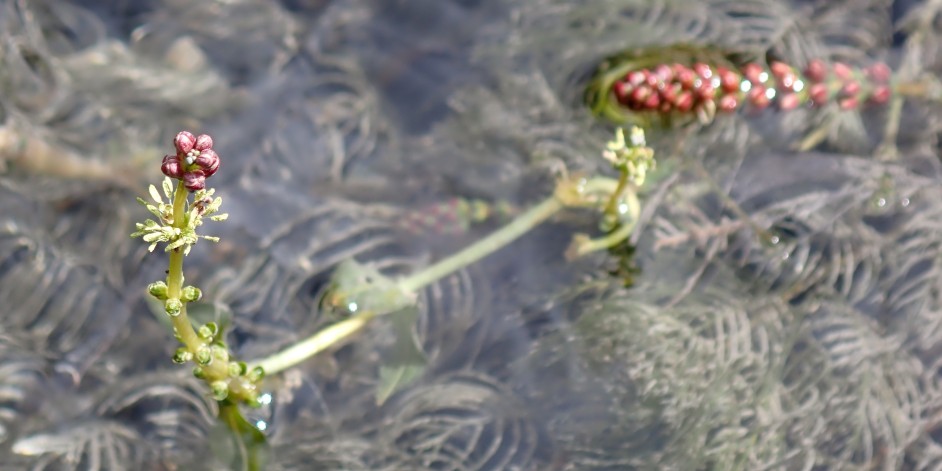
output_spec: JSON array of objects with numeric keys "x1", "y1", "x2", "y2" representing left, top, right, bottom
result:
[
  {"x1": 167, "y1": 181, "x2": 201, "y2": 352},
  {"x1": 166, "y1": 181, "x2": 228, "y2": 379}
]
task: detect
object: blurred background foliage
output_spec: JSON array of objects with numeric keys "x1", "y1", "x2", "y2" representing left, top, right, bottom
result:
[{"x1": 2, "y1": 0, "x2": 942, "y2": 469}]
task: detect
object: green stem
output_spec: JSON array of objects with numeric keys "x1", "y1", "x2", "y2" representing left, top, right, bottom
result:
[
  {"x1": 167, "y1": 181, "x2": 201, "y2": 352},
  {"x1": 249, "y1": 311, "x2": 376, "y2": 376},
  {"x1": 602, "y1": 172, "x2": 629, "y2": 223},
  {"x1": 166, "y1": 181, "x2": 228, "y2": 379},
  {"x1": 398, "y1": 195, "x2": 564, "y2": 292}
]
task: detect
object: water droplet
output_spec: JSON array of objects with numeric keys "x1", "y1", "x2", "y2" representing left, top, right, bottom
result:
[
  {"x1": 769, "y1": 235, "x2": 780, "y2": 245},
  {"x1": 259, "y1": 393, "x2": 272, "y2": 406},
  {"x1": 765, "y1": 87, "x2": 776, "y2": 100},
  {"x1": 347, "y1": 302, "x2": 358, "y2": 313},
  {"x1": 901, "y1": 197, "x2": 910, "y2": 207},
  {"x1": 758, "y1": 72, "x2": 769, "y2": 83},
  {"x1": 618, "y1": 203, "x2": 629, "y2": 214},
  {"x1": 792, "y1": 80, "x2": 805, "y2": 92},
  {"x1": 876, "y1": 197, "x2": 886, "y2": 208},
  {"x1": 782, "y1": 251, "x2": 790, "y2": 260},
  {"x1": 256, "y1": 420, "x2": 267, "y2": 431}
]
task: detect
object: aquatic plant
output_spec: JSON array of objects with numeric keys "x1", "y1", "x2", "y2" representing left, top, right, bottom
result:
[{"x1": 130, "y1": 126, "x2": 654, "y2": 466}]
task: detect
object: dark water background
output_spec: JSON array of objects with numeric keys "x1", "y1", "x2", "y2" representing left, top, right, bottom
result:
[{"x1": 2, "y1": 0, "x2": 942, "y2": 470}]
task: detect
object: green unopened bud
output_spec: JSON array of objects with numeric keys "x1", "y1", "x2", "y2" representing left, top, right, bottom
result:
[
  {"x1": 147, "y1": 281, "x2": 169, "y2": 300},
  {"x1": 197, "y1": 322, "x2": 218, "y2": 341},
  {"x1": 172, "y1": 347, "x2": 192, "y2": 364},
  {"x1": 165, "y1": 298, "x2": 183, "y2": 317},
  {"x1": 247, "y1": 366, "x2": 265, "y2": 382},
  {"x1": 193, "y1": 366, "x2": 206, "y2": 379},
  {"x1": 211, "y1": 380, "x2": 229, "y2": 401},
  {"x1": 211, "y1": 344, "x2": 229, "y2": 363},
  {"x1": 228, "y1": 361, "x2": 246, "y2": 378},
  {"x1": 181, "y1": 285, "x2": 202, "y2": 302},
  {"x1": 196, "y1": 345, "x2": 212, "y2": 365}
]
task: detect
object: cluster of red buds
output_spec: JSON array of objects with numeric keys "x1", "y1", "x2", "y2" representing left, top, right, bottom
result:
[
  {"x1": 610, "y1": 59, "x2": 893, "y2": 119},
  {"x1": 161, "y1": 131, "x2": 220, "y2": 191}
]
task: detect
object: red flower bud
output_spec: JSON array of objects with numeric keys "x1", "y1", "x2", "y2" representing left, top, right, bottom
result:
[
  {"x1": 804, "y1": 59, "x2": 827, "y2": 83},
  {"x1": 183, "y1": 170, "x2": 207, "y2": 192},
  {"x1": 630, "y1": 85, "x2": 653, "y2": 104},
  {"x1": 693, "y1": 62, "x2": 713, "y2": 80},
  {"x1": 770, "y1": 61, "x2": 792, "y2": 80},
  {"x1": 716, "y1": 67, "x2": 740, "y2": 93},
  {"x1": 839, "y1": 97, "x2": 858, "y2": 110},
  {"x1": 161, "y1": 155, "x2": 183, "y2": 179},
  {"x1": 174, "y1": 131, "x2": 196, "y2": 155},
  {"x1": 194, "y1": 134, "x2": 214, "y2": 152},
  {"x1": 748, "y1": 85, "x2": 770, "y2": 109},
  {"x1": 742, "y1": 63, "x2": 765, "y2": 84},
  {"x1": 626, "y1": 70, "x2": 646, "y2": 87},
  {"x1": 643, "y1": 92, "x2": 660, "y2": 109},
  {"x1": 869, "y1": 85, "x2": 891, "y2": 104},
  {"x1": 653, "y1": 64, "x2": 674, "y2": 83},
  {"x1": 840, "y1": 81, "x2": 860, "y2": 98},
  {"x1": 809, "y1": 83, "x2": 829, "y2": 104},
  {"x1": 674, "y1": 64, "x2": 696, "y2": 89},
  {"x1": 675, "y1": 91, "x2": 694, "y2": 112},
  {"x1": 833, "y1": 62, "x2": 852, "y2": 80},
  {"x1": 865, "y1": 62, "x2": 891, "y2": 83},
  {"x1": 613, "y1": 81, "x2": 631, "y2": 103},
  {"x1": 697, "y1": 81, "x2": 716, "y2": 101},
  {"x1": 718, "y1": 94, "x2": 738, "y2": 112},
  {"x1": 195, "y1": 149, "x2": 220, "y2": 177},
  {"x1": 778, "y1": 92, "x2": 800, "y2": 110}
]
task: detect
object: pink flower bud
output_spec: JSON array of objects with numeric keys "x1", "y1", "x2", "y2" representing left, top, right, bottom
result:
[
  {"x1": 675, "y1": 91, "x2": 694, "y2": 112},
  {"x1": 865, "y1": 62, "x2": 891, "y2": 83},
  {"x1": 195, "y1": 149, "x2": 220, "y2": 177},
  {"x1": 869, "y1": 85, "x2": 891, "y2": 104},
  {"x1": 839, "y1": 97, "x2": 858, "y2": 110},
  {"x1": 174, "y1": 131, "x2": 196, "y2": 155},
  {"x1": 626, "y1": 70, "x2": 646, "y2": 87},
  {"x1": 161, "y1": 155, "x2": 183, "y2": 179},
  {"x1": 613, "y1": 81, "x2": 631, "y2": 103},
  {"x1": 643, "y1": 93, "x2": 660, "y2": 109},
  {"x1": 778, "y1": 92, "x2": 800, "y2": 110},
  {"x1": 748, "y1": 85, "x2": 769, "y2": 109},
  {"x1": 673, "y1": 64, "x2": 696, "y2": 89},
  {"x1": 770, "y1": 61, "x2": 792, "y2": 80},
  {"x1": 630, "y1": 85, "x2": 653, "y2": 104},
  {"x1": 833, "y1": 62, "x2": 852, "y2": 80},
  {"x1": 653, "y1": 64, "x2": 674, "y2": 83},
  {"x1": 840, "y1": 81, "x2": 860, "y2": 98},
  {"x1": 183, "y1": 170, "x2": 207, "y2": 192},
  {"x1": 742, "y1": 63, "x2": 764, "y2": 84},
  {"x1": 716, "y1": 67, "x2": 740, "y2": 93},
  {"x1": 718, "y1": 94, "x2": 738, "y2": 112},
  {"x1": 804, "y1": 60, "x2": 827, "y2": 83},
  {"x1": 659, "y1": 83, "x2": 680, "y2": 104},
  {"x1": 693, "y1": 62, "x2": 713, "y2": 80},
  {"x1": 194, "y1": 134, "x2": 214, "y2": 152},
  {"x1": 696, "y1": 81, "x2": 716, "y2": 101},
  {"x1": 809, "y1": 83, "x2": 829, "y2": 104}
]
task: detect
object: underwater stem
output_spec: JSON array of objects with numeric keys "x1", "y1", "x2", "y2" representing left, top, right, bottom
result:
[{"x1": 397, "y1": 195, "x2": 564, "y2": 292}]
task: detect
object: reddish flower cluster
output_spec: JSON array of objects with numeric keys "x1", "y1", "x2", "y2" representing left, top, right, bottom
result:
[
  {"x1": 610, "y1": 59, "x2": 893, "y2": 118},
  {"x1": 161, "y1": 131, "x2": 220, "y2": 191}
]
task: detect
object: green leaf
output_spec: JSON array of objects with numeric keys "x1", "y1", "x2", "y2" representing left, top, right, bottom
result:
[
  {"x1": 210, "y1": 403, "x2": 269, "y2": 471},
  {"x1": 375, "y1": 305, "x2": 426, "y2": 405},
  {"x1": 376, "y1": 363, "x2": 424, "y2": 406}
]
